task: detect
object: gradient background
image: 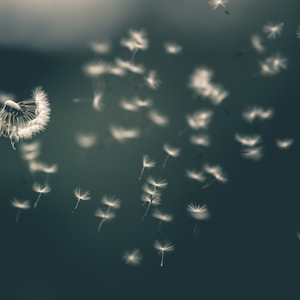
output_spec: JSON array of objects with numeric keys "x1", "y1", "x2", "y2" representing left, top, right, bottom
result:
[{"x1": 1, "y1": 0, "x2": 300, "y2": 299}]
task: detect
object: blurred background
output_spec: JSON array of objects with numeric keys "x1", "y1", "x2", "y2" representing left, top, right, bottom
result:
[{"x1": 1, "y1": 0, "x2": 300, "y2": 299}]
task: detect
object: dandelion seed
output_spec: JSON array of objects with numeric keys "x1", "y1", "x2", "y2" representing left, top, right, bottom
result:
[
  {"x1": 89, "y1": 40, "x2": 111, "y2": 54},
  {"x1": 152, "y1": 209, "x2": 173, "y2": 236},
  {"x1": 147, "y1": 176, "x2": 168, "y2": 190},
  {"x1": 122, "y1": 249, "x2": 143, "y2": 266},
  {"x1": 109, "y1": 125, "x2": 140, "y2": 143},
  {"x1": 241, "y1": 146, "x2": 263, "y2": 160},
  {"x1": 235, "y1": 133, "x2": 262, "y2": 147},
  {"x1": 138, "y1": 154, "x2": 156, "y2": 180},
  {"x1": 251, "y1": 34, "x2": 265, "y2": 53},
  {"x1": 94, "y1": 208, "x2": 115, "y2": 232},
  {"x1": 115, "y1": 58, "x2": 145, "y2": 74},
  {"x1": 148, "y1": 109, "x2": 169, "y2": 127},
  {"x1": 276, "y1": 138, "x2": 294, "y2": 149},
  {"x1": 145, "y1": 70, "x2": 161, "y2": 90},
  {"x1": 120, "y1": 28, "x2": 149, "y2": 60},
  {"x1": 101, "y1": 195, "x2": 121, "y2": 212},
  {"x1": 187, "y1": 203, "x2": 210, "y2": 220},
  {"x1": 185, "y1": 110, "x2": 213, "y2": 132},
  {"x1": 154, "y1": 240, "x2": 174, "y2": 267},
  {"x1": 185, "y1": 169, "x2": 206, "y2": 183},
  {"x1": 189, "y1": 133, "x2": 210, "y2": 147},
  {"x1": 162, "y1": 143, "x2": 181, "y2": 169},
  {"x1": 0, "y1": 87, "x2": 50, "y2": 150},
  {"x1": 32, "y1": 182, "x2": 51, "y2": 209},
  {"x1": 242, "y1": 106, "x2": 274, "y2": 122},
  {"x1": 19, "y1": 140, "x2": 41, "y2": 161},
  {"x1": 259, "y1": 53, "x2": 288, "y2": 76},
  {"x1": 164, "y1": 42, "x2": 182, "y2": 55},
  {"x1": 134, "y1": 97, "x2": 153, "y2": 108},
  {"x1": 203, "y1": 163, "x2": 228, "y2": 188},
  {"x1": 141, "y1": 186, "x2": 162, "y2": 221},
  {"x1": 83, "y1": 60, "x2": 110, "y2": 77},
  {"x1": 263, "y1": 22, "x2": 284, "y2": 39},
  {"x1": 92, "y1": 92, "x2": 105, "y2": 112},
  {"x1": 73, "y1": 187, "x2": 91, "y2": 212},
  {"x1": 11, "y1": 198, "x2": 30, "y2": 223},
  {"x1": 119, "y1": 98, "x2": 139, "y2": 112},
  {"x1": 209, "y1": 0, "x2": 230, "y2": 14},
  {"x1": 75, "y1": 131, "x2": 98, "y2": 149}
]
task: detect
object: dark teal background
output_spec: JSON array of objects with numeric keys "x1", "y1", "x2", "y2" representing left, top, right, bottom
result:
[{"x1": 1, "y1": 1, "x2": 300, "y2": 299}]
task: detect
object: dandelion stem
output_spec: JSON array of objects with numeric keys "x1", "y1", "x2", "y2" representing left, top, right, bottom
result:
[
  {"x1": 33, "y1": 193, "x2": 42, "y2": 209},
  {"x1": 97, "y1": 219, "x2": 105, "y2": 232},
  {"x1": 131, "y1": 48, "x2": 139, "y2": 60},
  {"x1": 142, "y1": 202, "x2": 151, "y2": 221},
  {"x1": 162, "y1": 155, "x2": 170, "y2": 169},
  {"x1": 16, "y1": 209, "x2": 21, "y2": 223},
  {"x1": 160, "y1": 251, "x2": 164, "y2": 267},
  {"x1": 138, "y1": 166, "x2": 145, "y2": 180},
  {"x1": 202, "y1": 178, "x2": 216, "y2": 189},
  {"x1": 73, "y1": 198, "x2": 80, "y2": 211}
]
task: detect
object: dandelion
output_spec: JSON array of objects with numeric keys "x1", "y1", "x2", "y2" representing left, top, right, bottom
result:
[
  {"x1": 122, "y1": 249, "x2": 143, "y2": 266},
  {"x1": 147, "y1": 176, "x2": 168, "y2": 190},
  {"x1": 138, "y1": 154, "x2": 156, "y2": 180},
  {"x1": 276, "y1": 138, "x2": 294, "y2": 149},
  {"x1": 145, "y1": 70, "x2": 161, "y2": 90},
  {"x1": 11, "y1": 198, "x2": 31, "y2": 223},
  {"x1": 154, "y1": 240, "x2": 174, "y2": 267},
  {"x1": 94, "y1": 208, "x2": 115, "y2": 232},
  {"x1": 73, "y1": 187, "x2": 91, "y2": 212},
  {"x1": 241, "y1": 146, "x2": 263, "y2": 160},
  {"x1": 162, "y1": 143, "x2": 181, "y2": 169},
  {"x1": 152, "y1": 209, "x2": 173, "y2": 236},
  {"x1": 0, "y1": 87, "x2": 50, "y2": 150},
  {"x1": 209, "y1": 0, "x2": 230, "y2": 15},
  {"x1": 32, "y1": 182, "x2": 51, "y2": 209},
  {"x1": 263, "y1": 22, "x2": 284, "y2": 39},
  {"x1": 164, "y1": 42, "x2": 182, "y2": 55}
]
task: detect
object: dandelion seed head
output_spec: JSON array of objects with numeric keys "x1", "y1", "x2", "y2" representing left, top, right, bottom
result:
[
  {"x1": 208, "y1": 0, "x2": 228, "y2": 10},
  {"x1": 259, "y1": 53, "x2": 288, "y2": 76},
  {"x1": 147, "y1": 176, "x2": 168, "y2": 189},
  {"x1": 154, "y1": 240, "x2": 174, "y2": 253},
  {"x1": 109, "y1": 125, "x2": 140, "y2": 143},
  {"x1": 141, "y1": 193, "x2": 161, "y2": 206}
]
